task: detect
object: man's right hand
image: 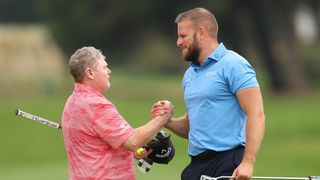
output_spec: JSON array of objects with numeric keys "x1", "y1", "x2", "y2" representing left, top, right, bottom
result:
[{"x1": 151, "y1": 100, "x2": 174, "y2": 125}]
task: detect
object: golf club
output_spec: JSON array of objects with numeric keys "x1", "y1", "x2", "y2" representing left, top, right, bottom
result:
[
  {"x1": 200, "y1": 176, "x2": 320, "y2": 180},
  {"x1": 15, "y1": 108, "x2": 147, "y2": 166},
  {"x1": 15, "y1": 109, "x2": 61, "y2": 129}
]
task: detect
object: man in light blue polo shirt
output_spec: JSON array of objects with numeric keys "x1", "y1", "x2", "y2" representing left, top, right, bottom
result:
[{"x1": 156, "y1": 7, "x2": 265, "y2": 180}]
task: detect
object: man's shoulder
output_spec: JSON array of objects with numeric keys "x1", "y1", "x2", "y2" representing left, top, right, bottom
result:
[
  {"x1": 219, "y1": 50, "x2": 253, "y2": 70},
  {"x1": 222, "y1": 50, "x2": 246, "y2": 62},
  {"x1": 88, "y1": 95, "x2": 113, "y2": 107},
  {"x1": 184, "y1": 66, "x2": 195, "y2": 74},
  {"x1": 72, "y1": 92, "x2": 113, "y2": 107}
]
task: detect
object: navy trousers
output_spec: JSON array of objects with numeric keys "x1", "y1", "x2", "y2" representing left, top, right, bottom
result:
[{"x1": 181, "y1": 146, "x2": 244, "y2": 180}]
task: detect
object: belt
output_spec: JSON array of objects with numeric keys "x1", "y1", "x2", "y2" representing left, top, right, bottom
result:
[{"x1": 190, "y1": 146, "x2": 244, "y2": 163}]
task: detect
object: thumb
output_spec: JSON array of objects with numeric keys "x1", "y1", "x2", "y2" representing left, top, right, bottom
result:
[{"x1": 232, "y1": 167, "x2": 238, "y2": 179}]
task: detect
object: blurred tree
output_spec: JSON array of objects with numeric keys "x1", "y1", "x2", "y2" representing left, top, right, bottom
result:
[
  {"x1": 301, "y1": 0, "x2": 320, "y2": 85},
  {"x1": 23, "y1": 0, "x2": 320, "y2": 91},
  {"x1": 0, "y1": 0, "x2": 41, "y2": 22},
  {"x1": 309, "y1": 0, "x2": 320, "y2": 42},
  {"x1": 34, "y1": 0, "x2": 180, "y2": 60},
  {"x1": 229, "y1": 0, "x2": 309, "y2": 91}
]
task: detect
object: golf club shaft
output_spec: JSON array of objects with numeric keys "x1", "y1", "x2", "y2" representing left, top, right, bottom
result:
[
  {"x1": 15, "y1": 109, "x2": 61, "y2": 129},
  {"x1": 201, "y1": 176, "x2": 314, "y2": 180},
  {"x1": 15, "y1": 109, "x2": 147, "y2": 156},
  {"x1": 249, "y1": 177, "x2": 309, "y2": 180}
]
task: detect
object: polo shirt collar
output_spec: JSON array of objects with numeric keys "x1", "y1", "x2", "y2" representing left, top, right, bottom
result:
[
  {"x1": 208, "y1": 42, "x2": 227, "y2": 61},
  {"x1": 190, "y1": 43, "x2": 227, "y2": 68},
  {"x1": 74, "y1": 83, "x2": 103, "y2": 96}
]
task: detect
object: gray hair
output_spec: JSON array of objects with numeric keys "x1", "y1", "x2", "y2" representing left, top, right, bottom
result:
[
  {"x1": 175, "y1": 7, "x2": 218, "y2": 39},
  {"x1": 69, "y1": 46, "x2": 104, "y2": 82}
]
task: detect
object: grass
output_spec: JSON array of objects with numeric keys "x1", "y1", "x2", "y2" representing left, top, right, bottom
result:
[{"x1": 0, "y1": 70, "x2": 319, "y2": 179}]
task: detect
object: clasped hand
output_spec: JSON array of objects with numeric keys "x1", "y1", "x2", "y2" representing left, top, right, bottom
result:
[{"x1": 151, "y1": 100, "x2": 174, "y2": 125}]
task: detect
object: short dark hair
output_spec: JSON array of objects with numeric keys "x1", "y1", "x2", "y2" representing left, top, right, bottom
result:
[{"x1": 175, "y1": 7, "x2": 218, "y2": 39}]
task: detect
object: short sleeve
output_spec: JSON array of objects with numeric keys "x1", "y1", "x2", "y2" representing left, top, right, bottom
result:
[
  {"x1": 92, "y1": 103, "x2": 133, "y2": 149},
  {"x1": 226, "y1": 56, "x2": 259, "y2": 93}
]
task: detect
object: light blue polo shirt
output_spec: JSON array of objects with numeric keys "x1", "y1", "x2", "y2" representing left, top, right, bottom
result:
[{"x1": 182, "y1": 43, "x2": 259, "y2": 156}]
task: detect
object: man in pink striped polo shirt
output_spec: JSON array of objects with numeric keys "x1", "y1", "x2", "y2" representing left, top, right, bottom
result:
[{"x1": 62, "y1": 46, "x2": 173, "y2": 180}]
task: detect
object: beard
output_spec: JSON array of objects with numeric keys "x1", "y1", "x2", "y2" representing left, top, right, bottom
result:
[{"x1": 183, "y1": 34, "x2": 201, "y2": 62}]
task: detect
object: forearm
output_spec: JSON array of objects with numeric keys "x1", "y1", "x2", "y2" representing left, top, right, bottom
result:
[
  {"x1": 165, "y1": 115, "x2": 189, "y2": 139},
  {"x1": 233, "y1": 86, "x2": 265, "y2": 179},
  {"x1": 236, "y1": 87, "x2": 265, "y2": 164},
  {"x1": 243, "y1": 112, "x2": 265, "y2": 164},
  {"x1": 124, "y1": 116, "x2": 165, "y2": 152},
  {"x1": 232, "y1": 113, "x2": 265, "y2": 179}
]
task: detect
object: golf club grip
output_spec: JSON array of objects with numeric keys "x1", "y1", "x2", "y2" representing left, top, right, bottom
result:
[{"x1": 15, "y1": 109, "x2": 61, "y2": 129}]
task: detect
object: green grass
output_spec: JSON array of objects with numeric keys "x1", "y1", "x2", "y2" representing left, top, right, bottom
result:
[{"x1": 1, "y1": 71, "x2": 320, "y2": 179}]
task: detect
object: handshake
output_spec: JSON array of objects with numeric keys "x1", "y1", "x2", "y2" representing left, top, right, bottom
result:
[
  {"x1": 137, "y1": 100, "x2": 175, "y2": 174},
  {"x1": 150, "y1": 100, "x2": 174, "y2": 126}
]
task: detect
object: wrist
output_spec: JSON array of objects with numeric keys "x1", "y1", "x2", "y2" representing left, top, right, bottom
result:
[
  {"x1": 164, "y1": 117, "x2": 173, "y2": 128},
  {"x1": 242, "y1": 153, "x2": 256, "y2": 164},
  {"x1": 154, "y1": 116, "x2": 167, "y2": 126}
]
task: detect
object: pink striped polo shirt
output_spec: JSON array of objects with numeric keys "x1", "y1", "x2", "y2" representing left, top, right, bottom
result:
[{"x1": 62, "y1": 83, "x2": 135, "y2": 180}]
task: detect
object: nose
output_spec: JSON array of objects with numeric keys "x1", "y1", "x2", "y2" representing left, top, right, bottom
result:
[{"x1": 176, "y1": 37, "x2": 183, "y2": 47}]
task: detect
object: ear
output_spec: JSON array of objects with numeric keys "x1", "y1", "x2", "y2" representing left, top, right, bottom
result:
[
  {"x1": 84, "y1": 67, "x2": 95, "y2": 80},
  {"x1": 198, "y1": 26, "x2": 206, "y2": 40}
]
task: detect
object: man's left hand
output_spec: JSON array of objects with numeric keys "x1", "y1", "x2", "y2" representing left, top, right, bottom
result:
[
  {"x1": 231, "y1": 161, "x2": 254, "y2": 180},
  {"x1": 133, "y1": 148, "x2": 153, "y2": 160}
]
